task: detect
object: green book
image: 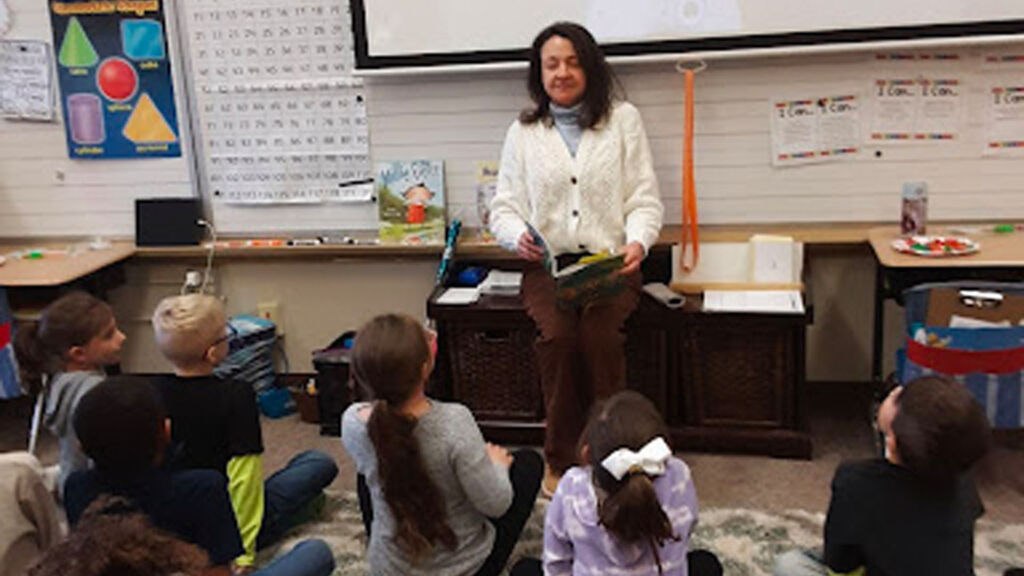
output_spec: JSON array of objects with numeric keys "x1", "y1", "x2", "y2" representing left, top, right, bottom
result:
[{"x1": 554, "y1": 252, "x2": 626, "y2": 307}]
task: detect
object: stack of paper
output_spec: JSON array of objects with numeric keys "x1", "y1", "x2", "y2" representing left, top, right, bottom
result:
[
  {"x1": 703, "y1": 290, "x2": 804, "y2": 314},
  {"x1": 479, "y1": 270, "x2": 522, "y2": 296},
  {"x1": 436, "y1": 287, "x2": 481, "y2": 305}
]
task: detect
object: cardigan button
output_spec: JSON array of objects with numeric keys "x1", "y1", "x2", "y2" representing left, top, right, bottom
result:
[
  {"x1": 570, "y1": 176, "x2": 577, "y2": 184},
  {"x1": 578, "y1": 244, "x2": 586, "y2": 250},
  {"x1": 571, "y1": 210, "x2": 579, "y2": 217}
]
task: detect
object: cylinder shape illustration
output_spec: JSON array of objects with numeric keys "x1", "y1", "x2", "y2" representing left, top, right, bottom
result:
[{"x1": 67, "y1": 93, "x2": 105, "y2": 144}]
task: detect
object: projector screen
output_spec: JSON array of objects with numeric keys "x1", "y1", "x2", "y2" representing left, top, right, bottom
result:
[{"x1": 351, "y1": 0, "x2": 1024, "y2": 70}]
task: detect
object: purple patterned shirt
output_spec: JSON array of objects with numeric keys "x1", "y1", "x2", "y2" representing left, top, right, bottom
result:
[{"x1": 544, "y1": 457, "x2": 699, "y2": 576}]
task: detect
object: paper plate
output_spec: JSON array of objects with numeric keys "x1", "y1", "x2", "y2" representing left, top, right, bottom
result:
[{"x1": 891, "y1": 235, "x2": 979, "y2": 257}]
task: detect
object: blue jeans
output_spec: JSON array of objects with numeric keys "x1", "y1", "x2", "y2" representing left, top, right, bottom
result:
[
  {"x1": 258, "y1": 450, "x2": 338, "y2": 548},
  {"x1": 253, "y1": 538, "x2": 335, "y2": 576}
]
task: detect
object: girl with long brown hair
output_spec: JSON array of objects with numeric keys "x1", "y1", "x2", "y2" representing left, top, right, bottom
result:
[
  {"x1": 341, "y1": 314, "x2": 542, "y2": 575},
  {"x1": 13, "y1": 291, "x2": 126, "y2": 494},
  {"x1": 512, "y1": 391, "x2": 721, "y2": 576}
]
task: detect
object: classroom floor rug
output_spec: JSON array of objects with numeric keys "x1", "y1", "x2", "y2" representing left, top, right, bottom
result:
[{"x1": 259, "y1": 490, "x2": 1024, "y2": 576}]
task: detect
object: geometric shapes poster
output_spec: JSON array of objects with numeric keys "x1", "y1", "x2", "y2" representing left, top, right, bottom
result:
[{"x1": 49, "y1": 1, "x2": 180, "y2": 158}]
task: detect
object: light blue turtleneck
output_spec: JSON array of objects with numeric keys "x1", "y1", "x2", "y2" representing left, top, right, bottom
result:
[{"x1": 550, "y1": 102, "x2": 583, "y2": 157}]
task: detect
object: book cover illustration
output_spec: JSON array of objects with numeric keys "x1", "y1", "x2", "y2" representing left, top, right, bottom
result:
[
  {"x1": 554, "y1": 251, "x2": 627, "y2": 307},
  {"x1": 376, "y1": 160, "x2": 446, "y2": 245},
  {"x1": 475, "y1": 161, "x2": 498, "y2": 241},
  {"x1": 526, "y1": 223, "x2": 625, "y2": 306}
]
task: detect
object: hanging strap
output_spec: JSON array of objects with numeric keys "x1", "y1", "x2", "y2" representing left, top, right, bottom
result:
[{"x1": 679, "y1": 68, "x2": 699, "y2": 271}]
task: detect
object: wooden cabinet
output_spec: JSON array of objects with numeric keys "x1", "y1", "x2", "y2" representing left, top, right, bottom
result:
[{"x1": 428, "y1": 286, "x2": 812, "y2": 459}]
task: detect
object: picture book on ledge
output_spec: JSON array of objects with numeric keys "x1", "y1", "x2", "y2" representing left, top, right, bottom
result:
[
  {"x1": 527, "y1": 222, "x2": 626, "y2": 307},
  {"x1": 376, "y1": 160, "x2": 446, "y2": 245}
]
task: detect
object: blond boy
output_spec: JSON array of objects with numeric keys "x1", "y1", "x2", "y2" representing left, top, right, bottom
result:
[{"x1": 152, "y1": 295, "x2": 337, "y2": 570}]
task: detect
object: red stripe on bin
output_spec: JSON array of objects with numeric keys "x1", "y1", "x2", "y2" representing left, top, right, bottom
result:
[{"x1": 906, "y1": 338, "x2": 1024, "y2": 375}]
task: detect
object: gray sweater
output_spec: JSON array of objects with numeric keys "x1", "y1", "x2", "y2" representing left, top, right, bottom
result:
[
  {"x1": 341, "y1": 400, "x2": 513, "y2": 576},
  {"x1": 42, "y1": 371, "x2": 103, "y2": 495}
]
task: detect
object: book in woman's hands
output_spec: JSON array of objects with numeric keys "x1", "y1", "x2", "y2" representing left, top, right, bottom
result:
[
  {"x1": 554, "y1": 251, "x2": 627, "y2": 307},
  {"x1": 524, "y1": 221, "x2": 626, "y2": 306},
  {"x1": 525, "y1": 222, "x2": 554, "y2": 273}
]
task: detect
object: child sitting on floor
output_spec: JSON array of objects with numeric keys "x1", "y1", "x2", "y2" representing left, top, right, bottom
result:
[
  {"x1": 341, "y1": 313, "x2": 542, "y2": 576},
  {"x1": 774, "y1": 375, "x2": 992, "y2": 576},
  {"x1": 63, "y1": 375, "x2": 335, "y2": 576},
  {"x1": 151, "y1": 294, "x2": 338, "y2": 571},
  {"x1": 14, "y1": 292, "x2": 126, "y2": 495},
  {"x1": 512, "y1": 390, "x2": 721, "y2": 576}
]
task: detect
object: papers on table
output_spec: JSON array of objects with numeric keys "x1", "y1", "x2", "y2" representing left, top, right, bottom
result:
[
  {"x1": 479, "y1": 270, "x2": 522, "y2": 296},
  {"x1": 435, "y1": 287, "x2": 480, "y2": 305},
  {"x1": 703, "y1": 290, "x2": 805, "y2": 314}
]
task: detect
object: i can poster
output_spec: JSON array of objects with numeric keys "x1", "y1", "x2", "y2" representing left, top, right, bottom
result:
[{"x1": 49, "y1": 0, "x2": 180, "y2": 159}]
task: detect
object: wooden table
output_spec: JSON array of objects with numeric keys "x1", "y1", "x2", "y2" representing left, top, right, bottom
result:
[
  {"x1": 867, "y1": 225, "x2": 1024, "y2": 383},
  {"x1": 0, "y1": 241, "x2": 135, "y2": 287}
]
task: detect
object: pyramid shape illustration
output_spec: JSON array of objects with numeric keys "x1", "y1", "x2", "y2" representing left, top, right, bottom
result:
[
  {"x1": 59, "y1": 17, "x2": 98, "y2": 68},
  {"x1": 123, "y1": 93, "x2": 177, "y2": 143}
]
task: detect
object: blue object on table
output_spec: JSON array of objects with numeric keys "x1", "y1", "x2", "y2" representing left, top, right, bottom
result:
[{"x1": 456, "y1": 266, "x2": 488, "y2": 287}]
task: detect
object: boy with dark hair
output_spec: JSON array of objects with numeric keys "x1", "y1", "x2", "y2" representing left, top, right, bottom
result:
[
  {"x1": 774, "y1": 375, "x2": 992, "y2": 576},
  {"x1": 64, "y1": 376, "x2": 335, "y2": 576},
  {"x1": 151, "y1": 295, "x2": 338, "y2": 570},
  {"x1": 64, "y1": 375, "x2": 245, "y2": 572}
]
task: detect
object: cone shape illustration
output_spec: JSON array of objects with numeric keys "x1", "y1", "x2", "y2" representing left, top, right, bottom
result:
[
  {"x1": 123, "y1": 93, "x2": 177, "y2": 143},
  {"x1": 59, "y1": 17, "x2": 99, "y2": 68}
]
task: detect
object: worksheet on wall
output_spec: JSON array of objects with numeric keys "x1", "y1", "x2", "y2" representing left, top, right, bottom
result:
[
  {"x1": 183, "y1": 0, "x2": 372, "y2": 205},
  {"x1": 0, "y1": 40, "x2": 54, "y2": 121},
  {"x1": 770, "y1": 94, "x2": 860, "y2": 167},
  {"x1": 981, "y1": 52, "x2": 1024, "y2": 155}
]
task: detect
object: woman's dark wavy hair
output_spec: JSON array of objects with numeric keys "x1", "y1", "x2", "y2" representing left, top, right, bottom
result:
[
  {"x1": 519, "y1": 21, "x2": 621, "y2": 129},
  {"x1": 351, "y1": 314, "x2": 455, "y2": 561},
  {"x1": 30, "y1": 495, "x2": 209, "y2": 576},
  {"x1": 892, "y1": 375, "x2": 991, "y2": 486},
  {"x1": 583, "y1": 391, "x2": 679, "y2": 573},
  {"x1": 14, "y1": 291, "x2": 114, "y2": 394}
]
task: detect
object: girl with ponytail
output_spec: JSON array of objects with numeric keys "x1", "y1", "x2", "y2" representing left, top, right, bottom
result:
[
  {"x1": 513, "y1": 391, "x2": 721, "y2": 576},
  {"x1": 13, "y1": 291, "x2": 126, "y2": 495},
  {"x1": 341, "y1": 314, "x2": 542, "y2": 576}
]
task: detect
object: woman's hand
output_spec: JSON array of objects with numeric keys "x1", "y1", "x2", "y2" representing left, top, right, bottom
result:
[
  {"x1": 485, "y1": 442, "x2": 514, "y2": 468},
  {"x1": 517, "y1": 231, "x2": 546, "y2": 262},
  {"x1": 620, "y1": 241, "x2": 645, "y2": 275}
]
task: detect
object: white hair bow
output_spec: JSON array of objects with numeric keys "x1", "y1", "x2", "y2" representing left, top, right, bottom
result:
[{"x1": 600, "y1": 437, "x2": 671, "y2": 481}]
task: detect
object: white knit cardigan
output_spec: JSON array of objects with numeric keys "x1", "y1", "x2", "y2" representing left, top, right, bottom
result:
[{"x1": 489, "y1": 101, "x2": 664, "y2": 256}]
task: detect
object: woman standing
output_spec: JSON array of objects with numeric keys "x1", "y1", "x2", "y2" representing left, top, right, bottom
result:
[{"x1": 490, "y1": 22, "x2": 663, "y2": 495}]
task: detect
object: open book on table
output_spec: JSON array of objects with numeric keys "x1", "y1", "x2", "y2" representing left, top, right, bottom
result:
[{"x1": 526, "y1": 222, "x2": 626, "y2": 307}]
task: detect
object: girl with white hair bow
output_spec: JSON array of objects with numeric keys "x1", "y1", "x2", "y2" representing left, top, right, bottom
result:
[{"x1": 509, "y1": 391, "x2": 722, "y2": 576}]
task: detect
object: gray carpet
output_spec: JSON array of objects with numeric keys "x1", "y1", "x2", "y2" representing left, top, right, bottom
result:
[{"x1": 260, "y1": 491, "x2": 1024, "y2": 576}]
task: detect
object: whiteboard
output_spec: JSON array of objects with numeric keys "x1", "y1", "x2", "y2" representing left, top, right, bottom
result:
[{"x1": 352, "y1": 0, "x2": 1024, "y2": 69}]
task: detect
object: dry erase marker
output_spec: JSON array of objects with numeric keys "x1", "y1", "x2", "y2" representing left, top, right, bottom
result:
[{"x1": 288, "y1": 238, "x2": 322, "y2": 246}]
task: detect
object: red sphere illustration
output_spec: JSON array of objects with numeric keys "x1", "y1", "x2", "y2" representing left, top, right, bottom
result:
[{"x1": 96, "y1": 57, "x2": 138, "y2": 102}]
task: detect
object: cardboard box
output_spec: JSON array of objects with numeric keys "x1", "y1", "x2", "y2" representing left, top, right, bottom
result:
[{"x1": 926, "y1": 288, "x2": 1024, "y2": 327}]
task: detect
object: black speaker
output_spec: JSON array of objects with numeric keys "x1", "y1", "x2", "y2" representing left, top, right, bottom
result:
[{"x1": 135, "y1": 198, "x2": 203, "y2": 246}]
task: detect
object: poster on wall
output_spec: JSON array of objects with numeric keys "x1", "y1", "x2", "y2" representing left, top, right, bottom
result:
[
  {"x1": 769, "y1": 95, "x2": 860, "y2": 167},
  {"x1": 48, "y1": 0, "x2": 181, "y2": 159}
]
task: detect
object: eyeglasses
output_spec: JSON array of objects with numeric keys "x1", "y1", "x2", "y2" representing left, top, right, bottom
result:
[{"x1": 212, "y1": 323, "x2": 238, "y2": 347}]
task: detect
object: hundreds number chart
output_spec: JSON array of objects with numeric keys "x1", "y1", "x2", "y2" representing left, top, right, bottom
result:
[{"x1": 183, "y1": 0, "x2": 371, "y2": 205}]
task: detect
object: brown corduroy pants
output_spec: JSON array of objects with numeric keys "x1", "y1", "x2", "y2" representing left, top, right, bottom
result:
[{"x1": 520, "y1": 265, "x2": 641, "y2": 473}]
